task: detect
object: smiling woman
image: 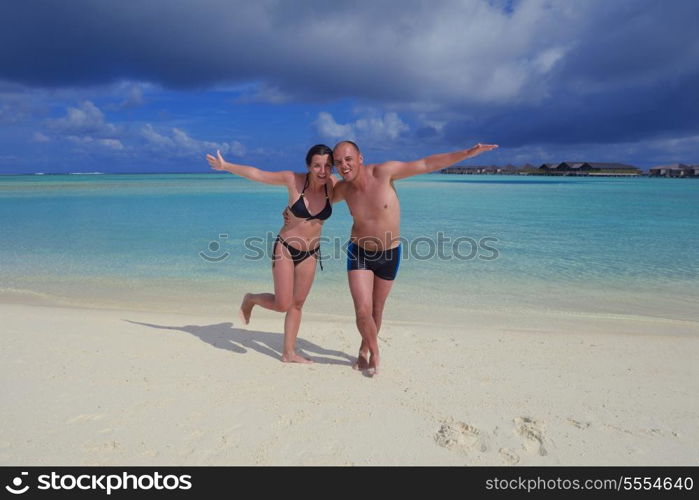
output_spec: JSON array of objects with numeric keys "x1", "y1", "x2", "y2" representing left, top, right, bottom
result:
[{"x1": 206, "y1": 144, "x2": 337, "y2": 363}]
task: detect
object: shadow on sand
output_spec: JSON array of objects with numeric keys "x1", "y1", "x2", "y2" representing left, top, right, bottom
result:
[{"x1": 123, "y1": 320, "x2": 354, "y2": 366}]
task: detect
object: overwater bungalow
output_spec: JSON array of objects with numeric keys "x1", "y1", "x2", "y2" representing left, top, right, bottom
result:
[
  {"x1": 440, "y1": 165, "x2": 510, "y2": 174},
  {"x1": 648, "y1": 164, "x2": 698, "y2": 177},
  {"x1": 538, "y1": 162, "x2": 640, "y2": 176}
]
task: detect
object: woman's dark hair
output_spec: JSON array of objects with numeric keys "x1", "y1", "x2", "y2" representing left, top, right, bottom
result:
[{"x1": 305, "y1": 144, "x2": 334, "y2": 166}]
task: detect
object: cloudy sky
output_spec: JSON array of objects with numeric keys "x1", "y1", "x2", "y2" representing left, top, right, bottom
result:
[{"x1": 1, "y1": 0, "x2": 698, "y2": 174}]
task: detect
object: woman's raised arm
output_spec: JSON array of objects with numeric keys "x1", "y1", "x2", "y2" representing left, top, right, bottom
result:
[{"x1": 207, "y1": 150, "x2": 294, "y2": 186}]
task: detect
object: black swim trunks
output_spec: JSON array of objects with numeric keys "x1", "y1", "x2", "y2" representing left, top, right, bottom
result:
[{"x1": 346, "y1": 241, "x2": 401, "y2": 281}]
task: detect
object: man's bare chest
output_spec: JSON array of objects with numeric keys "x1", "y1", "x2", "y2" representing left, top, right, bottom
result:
[{"x1": 345, "y1": 183, "x2": 399, "y2": 219}]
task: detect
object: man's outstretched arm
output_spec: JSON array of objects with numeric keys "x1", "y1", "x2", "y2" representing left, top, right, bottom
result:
[{"x1": 383, "y1": 143, "x2": 498, "y2": 180}]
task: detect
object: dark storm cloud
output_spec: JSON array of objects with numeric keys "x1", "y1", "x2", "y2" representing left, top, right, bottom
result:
[
  {"x1": 2, "y1": 0, "x2": 698, "y2": 147},
  {"x1": 0, "y1": 0, "x2": 261, "y2": 87},
  {"x1": 0, "y1": 0, "x2": 416, "y2": 94},
  {"x1": 446, "y1": 68, "x2": 699, "y2": 147}
]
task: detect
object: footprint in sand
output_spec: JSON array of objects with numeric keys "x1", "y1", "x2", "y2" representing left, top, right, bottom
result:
[
  {"x1": 434, "y1": 419, "x2": 488, "y2": 454},
  {"x1": 67, "y1": 413, "x2": 105, "y2": 424},
  {"x1": 603, "y1": 423, "x2": 633, "y2": 435},
  {"x1": 640, "y1": 427, "x2": 680, "y2": 438},
  {"x1": 567, "y1": 418, "x2": 591, "y2": 429},
  {"x1": 605, "y1": 424, "x2": 678, "y2": 439},
  {"x1": 499, "y1": 447, "x2": 520, "y2": 465},
  {"x1": 514, "y1": 416, "x2": 548, "y2": 456},
  {"x1": 85, "y1": 440, "x2": 119, "y2": 453}
]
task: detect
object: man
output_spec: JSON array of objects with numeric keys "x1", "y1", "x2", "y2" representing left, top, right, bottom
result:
[{"x1": 331, "y1": 140, "x2": 498, "y2": 376}]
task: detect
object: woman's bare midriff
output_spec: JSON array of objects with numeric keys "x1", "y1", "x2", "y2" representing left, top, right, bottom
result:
[{"x1": 278, "y1": 218, "x2": 324, "y2": 251}]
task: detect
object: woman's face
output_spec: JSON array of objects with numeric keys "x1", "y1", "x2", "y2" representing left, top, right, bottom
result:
[{"x1": 308, "y1": 154, "x2": 333, "y2": 181}]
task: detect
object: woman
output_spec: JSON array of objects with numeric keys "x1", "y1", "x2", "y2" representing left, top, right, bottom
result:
[{"x1": 206, "y1": 145, "x2": 335, "y2": 363}]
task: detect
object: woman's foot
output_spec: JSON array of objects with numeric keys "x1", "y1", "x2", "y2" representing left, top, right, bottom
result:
[
  {"x1": 281, "y1": 352, "x2": 314, "y2": 364},
  {"x1": 239, "y1": 293, "x2": 253, "y2": 325}
]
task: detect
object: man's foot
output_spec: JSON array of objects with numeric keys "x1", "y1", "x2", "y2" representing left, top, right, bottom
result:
[
  {"x1": 365, "y1": 355, "x2": 379, "y2": 377},
  {"x1": 239, "y1": 293, "x2": 253, "y2": 325},
  {"x1": 352, "y1": 351, "x2": 370, "y2": 371},
  {"x1": 281, "y1": 352, "x2": 314, "y2": 364}
]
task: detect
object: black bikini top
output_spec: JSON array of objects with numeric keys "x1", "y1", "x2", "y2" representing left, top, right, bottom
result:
[{"x1": 288, "y1": 174, "x2": 332, "y2": 221}]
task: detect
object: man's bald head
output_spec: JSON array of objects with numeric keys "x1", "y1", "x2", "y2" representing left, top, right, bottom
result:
[
  {"x1": 334, "y1": 140, "x2": 360, "y2": 155},
  {"x1": 333, "y1": 140, "x2": 363, "y2": 181}
]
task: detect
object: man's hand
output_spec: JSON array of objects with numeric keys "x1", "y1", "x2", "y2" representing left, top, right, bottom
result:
[
  {"x1": 282, "y1": 206, "x2": 291, "y2": 225},
  {"x1": 387, "y1": 143, "x2": 500, "y2": 180},
  {"x1": 465, "y1": 143, "x2": 498, "y2": 159}
]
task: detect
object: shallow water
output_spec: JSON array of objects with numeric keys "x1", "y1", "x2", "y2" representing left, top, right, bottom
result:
[{"x1": 1, "y1": 173, "x2": 698, "y2": 324}]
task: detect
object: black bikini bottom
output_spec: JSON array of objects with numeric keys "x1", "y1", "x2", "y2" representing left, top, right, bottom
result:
[{"x1": 273, "y1": 235, "x2": 322, "y2": 270}]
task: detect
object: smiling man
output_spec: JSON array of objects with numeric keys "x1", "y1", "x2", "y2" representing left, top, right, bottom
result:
[{"x1": 332, "y1": 140, "x2": 498, "y2": 376}]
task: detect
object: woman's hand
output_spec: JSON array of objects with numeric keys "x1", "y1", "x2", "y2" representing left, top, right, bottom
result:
[
  {"x1": 206, "y1": 150, "x2": 227, "y2": 171},
  {"x1": 206, "y1": 153, "x2": 294, "y2": 186}
]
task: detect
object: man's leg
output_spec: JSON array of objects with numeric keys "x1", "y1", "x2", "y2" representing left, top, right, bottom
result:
[
  {"x1": 371, "y1": 243, "x2": 400, "y2": 335},
  {"x1": 347, "y1": 270, "x2": 379, "y2": 374},
  {"x1": 372, "y1": 276, "x2": 395, "y2": 334}
]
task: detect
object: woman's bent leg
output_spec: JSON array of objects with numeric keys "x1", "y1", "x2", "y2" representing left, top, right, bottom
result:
[{"x1": 239, "y1": 242, "x2": 294, "y2": 324}]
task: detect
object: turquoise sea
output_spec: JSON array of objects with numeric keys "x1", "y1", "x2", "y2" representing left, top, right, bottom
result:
[{"x1": 1, "y1": 173, "x2": 698, "y2": 324}]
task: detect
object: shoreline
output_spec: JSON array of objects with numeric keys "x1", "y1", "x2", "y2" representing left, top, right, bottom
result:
[
  {"x1": 2, "y1": 279, "x2": 699, "y2": 339},
  {"x1": 2, "y1": 286, "x2": 699, "y2": 335}
]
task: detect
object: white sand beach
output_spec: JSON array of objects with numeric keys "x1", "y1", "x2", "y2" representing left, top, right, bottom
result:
[{"x1": 2, "y1": 299, "x2": 697, "y2": 466}]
